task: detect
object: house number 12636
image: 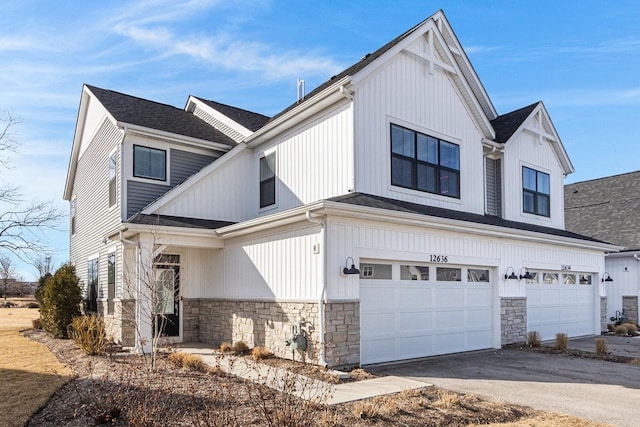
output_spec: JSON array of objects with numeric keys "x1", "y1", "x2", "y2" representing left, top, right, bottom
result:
[{"x1": 430, "y1": 255, "x2": 448, "y2": 263}]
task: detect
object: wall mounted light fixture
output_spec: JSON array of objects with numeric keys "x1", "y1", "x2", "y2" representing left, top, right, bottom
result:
[
  {"x1": 601, "y1": 272, "x2": 613, "y2": 282},
  {"x1": 504, "y1": 267, "x2": 517, "y2": 280},
  {"x1": 519, "y1": 267, "x2": 533, "y2": 280},
  {"x1": 342, "y1": 257, "x2": 360, "y2": 275}
]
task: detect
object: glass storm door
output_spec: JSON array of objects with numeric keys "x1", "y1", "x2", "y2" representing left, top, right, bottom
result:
[{"x1": 153, "y1": 265, "x2": 180, "y2": 337}]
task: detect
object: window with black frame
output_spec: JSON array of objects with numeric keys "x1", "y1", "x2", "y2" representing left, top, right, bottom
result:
[
  {"x1": 133, "y1": 145, "x2": 166, "y2": 181},
  {"x1": 259, "y1": 153, "x2": 276, "y2": 208},
  {"x1": 107, "y1": 252, "x2": 115, "y2": 315},
  {"x1": 390, "y1": 124, "x2": 460, "y2": 198},
  {"x1": 522, "y1": 166, "x2": 550, "y2": 216},
  {"x1": 86, "y1": 258, "x2": 98, "y2": 313}
]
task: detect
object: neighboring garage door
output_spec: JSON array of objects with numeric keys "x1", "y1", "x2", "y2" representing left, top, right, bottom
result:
[
  {"x1": 527, "y1": 272, "x2": 595, "y2": 341},
  {"x1": 360, "y1": 262, "x2": 494, "y2": 365}
]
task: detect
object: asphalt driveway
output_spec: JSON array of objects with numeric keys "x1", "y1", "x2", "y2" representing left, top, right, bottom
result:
[{"x1": 368, "y1": 336, "x2": 640, "y2": 427}]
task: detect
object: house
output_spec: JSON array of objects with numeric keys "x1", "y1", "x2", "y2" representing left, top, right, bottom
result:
[
  {"x1": 64, "y1": 10, "x2": 617, "y2": 367},
  {"x1": 565, "y1": 171, "x2": 640, "y2": 325}
]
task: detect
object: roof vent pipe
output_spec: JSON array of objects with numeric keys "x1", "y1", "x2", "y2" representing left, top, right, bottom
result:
[{"x1": 297, "y1": 79, "x2": 305, "y2": 102}]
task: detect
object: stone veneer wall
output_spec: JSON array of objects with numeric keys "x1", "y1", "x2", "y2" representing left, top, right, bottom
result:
[
  {"x1": 600, "y1": 297, "x2": 607, "y2": 332},
  {"x1": 623, "y1": 296, "x2": 639, "y2": 323},
  {"x1": 323, "y1": 302, "x2": 360, "y2": 368},
  {"x1": 501, "y1": 297, "x2": 527, "y2": 345},
  {"x1": 189, "y1": 299, "x2": 360, "y2": 367}
]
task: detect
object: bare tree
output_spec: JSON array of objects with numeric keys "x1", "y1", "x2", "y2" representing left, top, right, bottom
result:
[
  {"x1": 0, "y1": 255, "x2": 16, "y2": 300},
  {"x1": 0, "y1": 110, "x2": 62, "y2": 261},
  {"x1": 31, "y1": 253, "x2": 54, "y2": 277}
]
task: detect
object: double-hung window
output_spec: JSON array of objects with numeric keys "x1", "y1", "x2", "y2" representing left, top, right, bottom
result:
[
  {"x1": 70, "y1": 197, "x2": 76, "y2": 235},
  {"x1": 108, "y1": 152, "x2": 117, "y2": 207},
  {"x1": 133, "y1": 145, "x2": 166, "y2": 181},
  {"x1": 390, "y1": 124, "x2": 460, "y2": 198},
  {"x1": 522, "y1": 167, "x2": 550, "y2": 217},
  {"x1": 107, "y1": 252, "x2": 115, "y2": 315},
  {"x1": 86, "y1": 258, "x2": 98, "y2": 313},
  {"x1": 259, "y1": 153, "x2": 276, "y2": 208}
]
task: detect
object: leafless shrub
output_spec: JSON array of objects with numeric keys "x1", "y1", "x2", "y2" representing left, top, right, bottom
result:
[
  {"x1": 621, "y1": 322, "x2": 638, "y2": 333},
  {"x1": 168, "y1": 352, "x2": 206, "y2": 372},
  {"x1": 219, "y1": 342, "x2": 232, "y2": 352},
  {"x1": 527, "y1": 331, "x2": 541, "y2": 347},
  {"x1": 555, "y1": 333, "x2": 568, "y2": 351},
  {"x1": 434, "y1": 390, "x2": 461, "y2": 409}
]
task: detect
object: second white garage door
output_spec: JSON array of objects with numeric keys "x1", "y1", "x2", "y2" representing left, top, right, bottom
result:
[
  {"x1": 360, "y1": 262, "x2": 494, "y2": 365},
  {"x1": 527, "y1": 272, "x2": 595, "y2": 340}
]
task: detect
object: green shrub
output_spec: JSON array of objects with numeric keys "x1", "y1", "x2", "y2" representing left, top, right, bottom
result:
[
  {"x1": 69, "y1": 314, "x2": 107, "y2": 355},
  {"x1": 40, "y1": 264, "x2": 82, "y2": 338},
  {"x1": 35, "y1": 272, "x2": 51, "y2": 305}
]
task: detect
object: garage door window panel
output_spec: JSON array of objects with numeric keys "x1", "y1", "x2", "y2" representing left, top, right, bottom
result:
[
  {"x1": 543, "y1": 272, "x2": 558, "y2": 284},
  {"x1": 436, "y1": 267, "x2": 461, "y2": 281},
  {"x1": 579, "y1": 274, "x2": 592, "y2": 285},
  {"x1": 562, "y1": 273, "x2": 576, "y2": 285},
  {"x1": 360, "y1": 263, "x2": 392, "y2": 280},
  {"x1": 467, "y1": 269, "x2": 489, "y2": 282},
  {"x1": 525, "y1": 271, "x2": 539, "y2": 284},
  {"x1": 400, "y1": 265, "x2": 429, "y2": 281}
]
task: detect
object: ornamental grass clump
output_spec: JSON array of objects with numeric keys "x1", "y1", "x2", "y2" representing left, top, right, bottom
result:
[
  {"x1": 555, "y1": 333, "x2": 568, "y2": 351},
  {"x1": 69, "y1": 314, "x2": 107, "y2": 355},
  {"x1": 527, "y1": 331, "x2": 541, "y2": 348},
  {"x1": 595, "y1": 338, "x2": 608, "y2": 356}
]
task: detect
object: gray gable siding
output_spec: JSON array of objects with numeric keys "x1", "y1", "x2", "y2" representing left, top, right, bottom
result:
[{"x1": 126, "y1": 148, "x2": 216, "y2": 218}]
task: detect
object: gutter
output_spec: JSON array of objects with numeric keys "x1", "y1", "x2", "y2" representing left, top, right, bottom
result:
[
  {"x1": 119, "y1": 122, "x2": 233, "y2": 153},
  {"x1": 305, "y1": 211, "x2": 328, "y2": 367}
]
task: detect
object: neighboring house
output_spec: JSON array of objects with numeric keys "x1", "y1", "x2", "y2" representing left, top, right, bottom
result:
[
  {"x1": 64, "y1": 11, "x2": 617, "y2": 367},
  {"x1": 565, "y1": 171, "x2": 640, "y2": 325}
]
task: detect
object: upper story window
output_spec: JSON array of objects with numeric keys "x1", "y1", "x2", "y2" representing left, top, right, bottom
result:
[
  {"x1": 259, "y1": 153, "x2": 276, "y2": 208},
  {"x1": 134, "y1": 145, "x2": 166, "y2": 181},
  {"x1": 107, "y1": 251, "x2": 115, "y2": 315},
  {"x1": 70, "y1": 197, "x2": 76, "y2": 235},
  {"x1": 522, "y1": 166, "x2": 550, "y2": 217},
  {"x1": 390, "y1": 124, "x2": 460, "y2": 198},
  {"x1": 109, "y1": 151, "x2": 116, "y2": 207}
]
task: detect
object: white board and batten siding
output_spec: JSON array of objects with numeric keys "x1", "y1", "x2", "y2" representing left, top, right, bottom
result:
[
  {"x1": 353, "y1": 42, "x2": 486, "y2": 215},
  {"x1": 70, "y1": 116, "x2": 123, "y2": 299},
  {"x1": 502, "y1": 128, "x2": 565, "y2": 229},
  {"x1": 257, "y1": 101, "x2": 354, "y2": 215},
  {"x1": 194, "y1": 224, "x2": 323, "y2": 301}
]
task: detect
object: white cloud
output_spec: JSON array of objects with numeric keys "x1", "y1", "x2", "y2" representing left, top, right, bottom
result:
[{"x1": 494, "y1": 87, "x2": 640, "y2": 110}]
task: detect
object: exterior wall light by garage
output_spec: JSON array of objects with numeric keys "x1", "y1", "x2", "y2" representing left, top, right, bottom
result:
[
  {"x1": 519, "y1": 268, "x2": 533, "y2": 280},
  {"x1": 601, "y1": 272, "x2": 613, "y2": 282},
  {"x1": 504, "y1": 267, "x2": 518, "y2": 280},
  {"x1": 343, "y1": 257, "x2": 360, "y2": 275}
]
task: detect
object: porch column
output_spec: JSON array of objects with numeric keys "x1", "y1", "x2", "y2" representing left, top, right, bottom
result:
[{"x1": 135, "y1": 233, "x2": 154, "y2": 354}]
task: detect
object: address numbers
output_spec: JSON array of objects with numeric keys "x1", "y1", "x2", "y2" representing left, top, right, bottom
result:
[{"x1": 430, "y1": 255, "x2": 448, "y2": 263}]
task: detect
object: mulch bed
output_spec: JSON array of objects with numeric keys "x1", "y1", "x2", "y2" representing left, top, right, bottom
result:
[{"x1": 23, "y1": 329, "x2": 553, "y2": 426}]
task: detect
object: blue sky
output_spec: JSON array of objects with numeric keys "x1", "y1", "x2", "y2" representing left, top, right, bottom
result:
[{"x1": 1, "y1": 0, "x2": 639, "y2": 279}]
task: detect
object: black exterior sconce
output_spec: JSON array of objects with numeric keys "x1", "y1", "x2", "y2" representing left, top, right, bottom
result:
[
  {"x1": 343, "y1": 257, "x2": 360, "y2": 275},
  {"x1": 519, "y1": 268, "x2": 533, "y2": 280},
  {"x1": 504, "y1": 267, "x2": 517, "y2": 280},
  {"x1": 601, "y1": 272, "x2": 613, "y2": 282}
]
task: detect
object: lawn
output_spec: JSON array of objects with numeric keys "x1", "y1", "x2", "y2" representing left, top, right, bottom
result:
[{"x1": 0, "y1": 305, "x2": 73, "y2": 427}]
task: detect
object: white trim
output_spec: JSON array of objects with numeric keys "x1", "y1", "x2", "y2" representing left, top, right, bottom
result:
[{"x1": 120, "y1": 122, "x2": 233, "y2": 153}]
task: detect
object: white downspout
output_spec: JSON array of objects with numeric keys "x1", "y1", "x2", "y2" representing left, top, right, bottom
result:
[
  {"x1": 119, "y1": 231, "x2": 142, "y2": 353},
  {"x1": 306, "y1": 211, "x2": 328, "y2": 367}
]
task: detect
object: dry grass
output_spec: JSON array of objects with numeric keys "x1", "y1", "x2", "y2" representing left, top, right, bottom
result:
[
  {"x1": 477, "y1": 411, "x2": 610, "y2": 426},
  {"x1": 527, "y1": 331, "x2": 541, "y2": 348},
  {"x1": 251, "y1": 345, "x2": 273, "y2": 361},
  {"x1": 0, "y1": 307, "x2": 73, "y2": 427},
  {"x1": 615, "y1": 325, "x2": 628, "y2": 335},
  {"x1": 219, "y1": 341, "x2": 232, "y2": 352},
  {"x1": 621, "y1": 322, "x2": 638, "y2": 333},
  {"x1": 555, "y1": 333, "x2": 568, "y2": 351},
  {"x1": 232, "y1": 340, "x2": 249, "y2": 355},
  {"x1": 168, "y1": 352, "x2": 207, "y2": 372},
  {"x1": 595, "y1": 338, "x2": 608, "y2": 355}
]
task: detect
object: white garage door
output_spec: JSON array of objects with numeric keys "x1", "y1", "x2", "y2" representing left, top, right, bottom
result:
[
  {"x1": 527, "y1": 272, "x2": 595, "y2": 341},
  {"x1": 360, "y1": 262, "x2": 494, "y2": 365}
]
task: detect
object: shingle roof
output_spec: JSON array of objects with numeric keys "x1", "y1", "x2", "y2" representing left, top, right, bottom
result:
[
  {"x1": 127, "y1": 213, "x2": 235, "y2": 230},
  {"x1": 86, "y1": 85, "x2": 236, "y2": 146},
  {"x1": 490, "y1": 102, "x2": 539, "y2": 144},
  {"x1": 193, "y1": 97, "x2": 270, "y2": 131},
  {"x1": 330, "y1": 192, "x2": 607, "y2": 244},
  {"x1": 565, "y1": 171, "x2": 640, "y2": 250}
]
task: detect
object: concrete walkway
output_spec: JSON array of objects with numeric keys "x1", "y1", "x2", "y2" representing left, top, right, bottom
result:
[
  {"x1": 368, "y1": 342, "x2": 640, "y2": 427},
  {"x1": 177, "y1": 344, "x2": 429, "y2": 405}
]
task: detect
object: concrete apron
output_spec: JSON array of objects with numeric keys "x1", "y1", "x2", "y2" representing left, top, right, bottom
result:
[{"x1": 176, "y1": 344, "x2": 430, "y2": 405}]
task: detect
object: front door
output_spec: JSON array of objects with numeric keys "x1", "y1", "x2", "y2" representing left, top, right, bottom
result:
[{"x1": 154, "y1": 255, "x2": 180, "y2": 337}]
